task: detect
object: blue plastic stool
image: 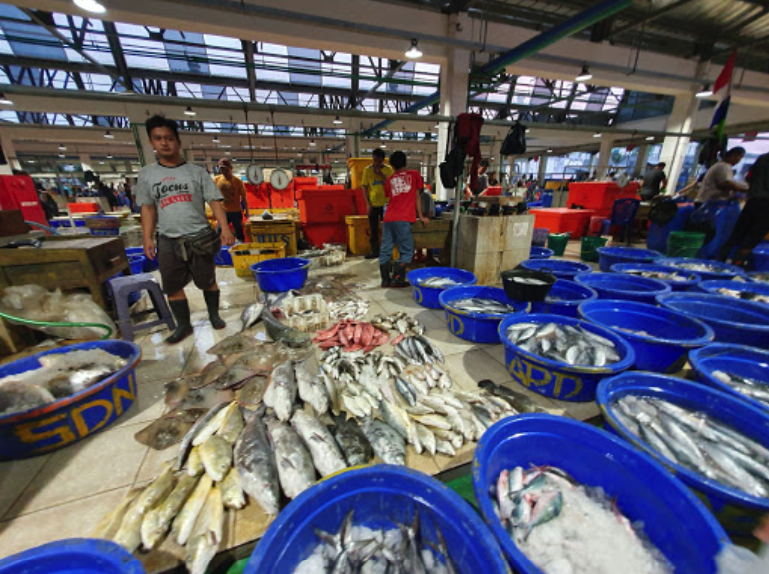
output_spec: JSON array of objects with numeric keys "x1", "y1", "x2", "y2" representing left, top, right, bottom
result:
[
  {"x1": 600, "y1": 198, "x2": 641, "y2": 245},
  {"x1": 109, "y1": 273, "x2": 175, "y2": 342}
]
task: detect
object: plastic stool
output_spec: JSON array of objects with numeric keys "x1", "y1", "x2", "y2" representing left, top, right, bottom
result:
[{"x1": 109, "y1": 273, "x2": 175, "y2": 341}]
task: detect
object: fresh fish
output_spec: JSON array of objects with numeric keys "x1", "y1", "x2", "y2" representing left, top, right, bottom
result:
[
  {"x1": 712, "y1": 370, "x2": 769, "y2": 407},
  {"x1": 92, "y1": 490, "x2": 139, "y2": 540},
  {"x1": 113, "y1": 465, "x2": 174, "y2": 552},
  {"x1": 450, "y1": 297, "x2": 516, "y2": 314},
  {"x1": 141, "y1": 474, "x2": 198, "y2": 550},
  {"x1": 419, "y1": 276, "x2": 460, "y2": 288},
  {"x1": 478, "y1": 380, "x2": 539, "y2": 413},
  {"x1": 715, "y1": 287, "x2": 769, "y2": 304},
  {"x1": 187, "y1": 446, "x2": 204, "y2": 476},
  {"x1": 378, "y1": 399, "x2": 413, "y2": 441},
  {"x1": 185, "y1": 486, "x2": 224, "y2": 574},
  {"x1": 267, "y1": 418, "x2": 316, "y2": 499},
  {"x1": 237, "y1": 375, "x2": 269, "y2": 408},
  {"x1": 164, "y1": 377, "x2": 231, "y2": 411},
  {"x1": 0, "y1": 381, "x2": 55, "y2": 416},
  {"x1": 290, "y1": 409, "x2": 347, "y2": 477},
  {"x1": 206, "y1": 333, "x2": 262, "y2": 356},
  {"x1": 241, "y1": 301, "x2": 265, "y2": 332},
  {"x1": 221, "y1": 467, "x2": 246, "y2": 510},
  {"x1": 332, "y1": 417, "x2": 373, "y2": 467},
  {"x1": 361, "y1": 419, "x2": 406, "y2": 465},
  {"x1": 171, "y1": 475, "x2": 213, "y2": 546},
  {"x1": 626, "y1": 269, "x2": 689, "y2": 282},
  {"x1": 192, "y1": 402, "x2": 233, "y2": 447},
  {"x1": 176, "y1": 401, "x2": 230, "y2": 471},
  {"x1": 134, "y1": 408, "x2": 207, "y2": 451},
  {"x1": 263, "y1": 360, "x2": 297, "y2": 422},
  {"x1": 234, "y1": 414, "x2": 280, "y2": 515},
  {"x1": 510, "y1": 276, "x2": 547, "y2": 286},
  {"x1": 215, "y1": 366, "x2": 257, "y2": 390},
  {"x1": 198, "y1": 362, "x2": 229, "y2": 388},
  {"x1": 262, "y1": 293, "x2": 312, "y2": 348},
  {"x1": 199, "y1": 435, "x2": 233, "y2": 482},
  {"x1": 507, "y1": 322, "x2": 620, "y2": 367},
  {"x1": 295, "y1": 360, "x2": 330, "y2": 415},
  {"x1": 217, "y1": 402, "x2": 245, "y2": 443}
]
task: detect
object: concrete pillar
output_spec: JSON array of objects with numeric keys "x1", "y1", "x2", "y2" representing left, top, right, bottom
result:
[
  {"x1": 595, "y1": 136, "x2": 618, "y2": 180},
  {"x1": 345, "y1": 135, "x2": 358, "y2": 159},
  {"x1": 659, "y1": 93, "x2": 698, "y2": 194},
  {"x1": 79, "y1": 154, "x2": 92, "y2": 173},
  {"x1": 0, "y1": 130, "x2": 19, "y2": 174},
  {"x1": 129, "y1": 118, "x2": 156, "y2": 167},
  {"x1": 537, "y1": 154, "x2": 547, "y2": 186},
  {"x1": 633, "y1": 144, "x2": 651, "y2": 178}
]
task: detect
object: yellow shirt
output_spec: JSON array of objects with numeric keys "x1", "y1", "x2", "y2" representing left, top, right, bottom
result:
[
  {"x1": 361, "y1": 164, "x2": 393, "y2": 208},
  {"x1": 215, "y1": 174, "x2": 247, "y2": 213}
]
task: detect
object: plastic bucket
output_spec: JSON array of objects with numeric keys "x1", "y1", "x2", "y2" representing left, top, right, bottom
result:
[
  {"x1": 244, "y1": 465, "x2": 509, "y2": 574},
  {"x1": 530, "y1": 279, "x2": 597, "y2": 318},
  {"x1": 0, "y1": 341, "x2": 141, "y2": 461},
  {"x1": 598, "y1": 372, "x2": 769, "y2": 537},
  {"x1": 667, "y1": 231, "x2": 706, "y2": 258},
  {"x1": 546, "y1": 233, "x2": 569, "y2": 256},
  {"x1": 519, "y1": 258, "x2": 592, "y2": 281},
  {"x1": 127, "y1": 255, "x2": 145, "y2": 276},
  {"x1": 498, "y1": 313, "x2": 635, "y2": 402},
  {"x1": 574, "y1": 272, "x2": 671, "y2": 304},
  {"x1": 697, "y1": 279, "x2": 769, "y2": 307},
  {"x1": 689, "y1": 343, "x2": 769, "y2": 413},
  {"x1": 531, "y1": 227, "x2": 549, "y2": 247},
  {"x1": 406, "y1": 267, "x2": 478, "y2": 310},
  {"x1": 610, "y1": 263, "x2": 701, "y2": 292},
  {"x1": 579, "y1": 236, "x2": 608, "y2": 262},
  {"x1": 500, "y1": 269, "x2": 556, "y2": 302},
  {"x1": 473, "y1": 414, "x2": 728, "y2": 574},
  {"x1": 528, "y1": 246, "x2": 553, "y2": 260},
  {"x1": 0, "y1": 539, "x2": 146, "y2": 574},
  {"x1": 656, "y1": 292, "x2": 769, "y2": 349},
  {"x1": 126, "y1": 247, "x2": 157, "y2": 272},
  {"x1": 653, "y1": 257, "x2": 747, "y2": 282},
  {"x1": 250, "y1": 257, "x2": 311, "y2": 292},
  {"x1": 578, "y1": 299, "x2": 714, "y2": 373},
  {"x1": 215, "y1": 245, "x2": 234, "y2": 266},
  {"x1": 439, "y1": 286, "x2": 530, "y2": 344},
  {"x1": 597, "y1": 246, "x2": 662, "y2": 272}
]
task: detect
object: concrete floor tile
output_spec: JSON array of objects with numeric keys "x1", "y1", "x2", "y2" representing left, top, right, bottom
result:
[
  {"x1": 480, "y1": 344, "x2": 507, "y2": 366},
  {"x1": 114, "y1": 377, "x2": 167, "y2": 429},
  {"x1": 0, "y1": 455, "x2": 49, "y2": 520},
  {"x1": 443, "y1": 348, "x2": 513, "y2": 392}
]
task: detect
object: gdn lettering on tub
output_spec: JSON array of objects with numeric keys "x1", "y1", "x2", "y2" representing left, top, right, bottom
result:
[
  {"x1": 508, "y1": 356, "x2": 584, "y2": 399},
  {"x1": 13, "y1": 373, "x2": 136, "y2": 453}
]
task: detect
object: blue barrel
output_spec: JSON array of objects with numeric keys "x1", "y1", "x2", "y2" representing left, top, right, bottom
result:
[
  {"x1": 751, "y1": 244, "x2": 769, "y2": 271},
  {"x1": 498, "y1": 313, "x2": 634, "y2": 402},
  {"x1": 528, "y1": 246, "x2": 553, "y2": 260},
  {"x1": 530, "y1": 279, "x2": 597, "y2": 317},
  {"x1": 245, "y1": 465, "x2": 509, "y2": 574},
  {"x1": 439, "y1": 286, "x2": 530, "y2": 344},
  {"x1": 250, "y1": 257, "x2": 311, "y2": 292},
  {"x1": 697, "y1": 279, "x2": 769, "y2": 306},
  {"x1": 689, "y1": 343, "x2": 769, "y2": 413},
  {"x1": 519, "y1": 258, "x2": 592, "y2": 280},
  {"x1": 598, "y1": 372, "x2": 769, "y2": 537},
  {"x1": 653, "y1": 257, "x2": 746, "y2": 282},
  {"x1": 578, "y1": 299, "x2": 714, "y2": 373},
  {"x1": 597, "y1": 246, "x2": 662, "y2": 272},
  {"x1": 657, "y1": 292, "x2": 769, "y2": 349},
  {"x1": 0, "y1": 341, "x2": 141, "y2": 461},
  {"x1": 692, "y1": 200, "x2": 741, "y2": 259},
  {"x1": 646, "y1": 202, "x2": 695, "y2": 253},
  {"x1": 610, "y1": 263, "x2": 701, "y2": 292},
  {"x1": 0, "y1": 539, "x2": 145, "y2": 574},
  {"x1": 406, "y1": 267, "x2": 477, "y2": 310},
  {"x1": 473, "y1": 414, "x2": 727, "y2": 574},
  {"x1": 574, "y1": 272, "x2": 671, "y2": 304},
  {"x1": 125, "y1": 247, "x2": 158, "y2": 272}
]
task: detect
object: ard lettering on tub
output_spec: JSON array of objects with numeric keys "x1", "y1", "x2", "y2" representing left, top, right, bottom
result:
[{"x1": 508, "y1": 356, "x2": 584, "y2": 399}]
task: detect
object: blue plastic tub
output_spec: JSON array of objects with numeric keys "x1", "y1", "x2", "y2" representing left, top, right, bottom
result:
[
  {"x1": 748, "y1": 271, "x2": 769, "y2": 284},
  {"x1": 498, "y1": 313, "x2": 635, "y2": 402},
  {"x1": 653, "y1": 257, "x2": 747, "y2": 282},
  {"x1": 598, "y1": 372, "x2": 769, "y2": 537},
  {"x1": 689, "y1": 343, "x2": 769, "y2": 413},
  {"x1": 215, "y1": 245, "x2": 234, "y2": 266},
  {"x1": 610, "y1": 262, "x2": 701, "y2": 292},
  {"x1": 473, "y1": 414, "x2": 728, "y2": 574},
  {"x1": 597, "y1": 246, "x2": 662, "y2": 272},
  {"x1": 657, "y1": 292, "x2": 769, "y2": 349},
  {"x1": 406, "y1": 267, "x2": 477, "y2": 310},
  {"x1": 439, "y1": 286, "x2": 530, "y2": 344},
  {"x1": 250, "y1": 257, "x2": 311, "y2": 292},
  {"x1": 125, "y1": 247, "x2": 157, "y2": 272},
  {"x1": 578, "y1": 299, "x2": 714, "y2": 373},
  {"x1": 698, "y1": 279, "x2": 769, "y2": 306},
  {"x1": 530, "y1": 279, "x2": 597, "y2": 318},
  {"x1": 127, "y1": 255, "x2": 145, "y2": 276},
  {"x1": 519, "y1": 258, "x2": 592, "y2": 281},
  {"x1": 574, "y1": 272, "x2": 671, "y2": 304},
  {"x1": 751, "y1": 244, "x2": 769, "y2": 271},
  {"x1": 0, "y1": 538, "x2": 145, "y2": 574},
  {"x1": 245, "y1": 465, "x2": 509, "y2": 574},
  {"x1": 0, "y1": 341, "x2": 141, "y2": 461},
  {"x1": 528, "y1": 246, "x2": 553, "y2": 260}
]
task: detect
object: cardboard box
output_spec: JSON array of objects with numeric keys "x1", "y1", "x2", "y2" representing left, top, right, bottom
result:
[{"x1": 0, "y1": 210, "x2": 29, "y2": 237}]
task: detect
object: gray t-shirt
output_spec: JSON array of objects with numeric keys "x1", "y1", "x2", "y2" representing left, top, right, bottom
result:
[
  {"x1": 696, "y1": 161, "x2": 733, "y2": 203},
  {"x1": 135, "y1": 162, "x2": 222, "y2": 238}
]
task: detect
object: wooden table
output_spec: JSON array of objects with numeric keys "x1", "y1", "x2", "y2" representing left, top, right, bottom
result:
[
  {"x1": 412, "y1": 219, "x2": 451, "y2": 251},
  {"x1": 0, "y1": 237, "x2": 129, "y2": 309}
]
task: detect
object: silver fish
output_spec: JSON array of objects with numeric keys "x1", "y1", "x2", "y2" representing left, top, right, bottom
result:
[
  {"x1": 141, "y1": 473, "x2": 198, "y2": 550},
  {"x1": 171, "y1": 475, "x2": 213, "y2": 546},
  {"x1": 234, "y1": 414, "x2": 280, "y2": 515},
  {"x1": 267, "y1": 418, "x2": 316, "y2": 499},
  {"x1": 199, "y1": 435, "x2": 233, "y2": 482},
  {"x1": 185, "y1": 486, "x2": 224, "y2": 574},
  {"x1": 332, "y1": 417, "x2": 373, "y2": 467},
  {"x1": 240, "y1": 301, "x2": 264, "y2": 332},
  {"x1": 295, "y1": 360, "x2": 330, "y2": 415},
  {"x1": 176, "y1": 401, "x2": 230, "y2": 470},
  {"x1": 263, "y1": 360, "x2": 297, "y2": 422},
  {"x1": 290, "y1": 409, "x2": 347, "y2": 477},
  {"x1": 221, "y1": 466, "x2": 246, "y2": 510},
  {"x1": 113, "y1": 465, "x2": 174, "y2": 552},
  {"x1": 451, "y1": 297, "x2": 516, "y2": 314},
  {"x1": 361, "y1": 419, "x2": 406, "y2": 465}
]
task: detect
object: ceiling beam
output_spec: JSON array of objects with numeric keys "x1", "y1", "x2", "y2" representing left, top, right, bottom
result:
[{"x1": 102, "y1": 21, "x2": 136, "y2": 93}]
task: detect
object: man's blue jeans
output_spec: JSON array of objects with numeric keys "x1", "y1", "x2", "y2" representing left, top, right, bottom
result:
[{"x1": 379, "y1": 221, "x2": 413, "y2": 266}]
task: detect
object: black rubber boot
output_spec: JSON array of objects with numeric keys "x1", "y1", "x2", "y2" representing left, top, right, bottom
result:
[
  {"x1": 365, "y1": 251, "x2": 380, "y2": 259},
  {"x1": 391, "y1": 263, "x2": 410, "y2": 288},
  {"x1": 166, "y1": 299, "x2": 193, "y2": 344},
  {"x1": 204, "y1": 290, "x2": 226, "y2": 330},
  {"x1": 379, "y1": 262, "x2": 392, "y2": 288}
]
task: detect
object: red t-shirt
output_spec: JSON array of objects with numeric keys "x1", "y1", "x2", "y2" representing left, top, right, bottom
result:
[{"x1": 384, "y1": 169, "x2": 423, "y2": 223}]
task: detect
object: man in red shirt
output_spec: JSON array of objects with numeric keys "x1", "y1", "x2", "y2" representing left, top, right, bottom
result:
[{"x1": 380, "y1": 151, "x2": 429, "y2": 288}]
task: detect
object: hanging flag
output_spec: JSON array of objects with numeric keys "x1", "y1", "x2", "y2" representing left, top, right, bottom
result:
[
  {"x1": 713, "y1": 51, "x2": 737, "y2": 95},
  {"x1": 709, "y1": 51, "x2": 737, "y2": 142}
]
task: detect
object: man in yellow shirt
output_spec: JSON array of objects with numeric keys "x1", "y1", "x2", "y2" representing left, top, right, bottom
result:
[
  {"x1": 214, "y1": 157, "x2": 249, "y2": 242},
  {"x1": 361, "y1": 148, "x2": 393, "y2": 259}
]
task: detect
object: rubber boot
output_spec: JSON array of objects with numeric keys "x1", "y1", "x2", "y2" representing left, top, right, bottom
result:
[
  {"x1": 166, "y1": 299, "x2": 193, "y2": 344},
  {"x1": 391, "y1": 263, "x2": 410, "y2": 288},
  {"x1": 379, "y1": 262, "x2": 392, "y2": 288},
  {"x1": 204, "y1": 290, "x2": 226, "y2": 330}
]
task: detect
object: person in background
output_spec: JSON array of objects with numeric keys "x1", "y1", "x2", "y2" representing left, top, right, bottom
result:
[
  {"x1": 487, "y1": 171, "x2": 499, "y2": 187},
  {"x1": 124, "y1": 179, "x2": 134, "y2": 212},
  {"x1": 39, "y1": 191, "x2": 60, "y2": 220},
  {"x1": 379, "y1": 151, "x2": 429, "y2": 288},
  {"x1": 465, "y1": 159, "x2": 489, "y2": 198},
  {"x1": 717, "y1": 152, "x2": 769, "y2": 268},
  {"x1": 136, "y1": 115, "x2": 236, "y2": 344},
  {"x1": 322, "y1": 170, "x2": 334, "y2": 185},
  {"x1": 695, "y1": 147, "x2": 748, "y2": 205},
  {"x1": 361, "y1": 148, "x2": 394, "y2": 260},
  {"x1": 640, "y1": 162, "x2": 668, "y2": 201},
  {"x1": 214, "y1": 157, "x2": 249, "y2": 243}
]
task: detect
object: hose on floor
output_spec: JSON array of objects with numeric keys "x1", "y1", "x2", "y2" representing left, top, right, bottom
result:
[{"x1": 0, "y1": 310, "x2": 113, "y2": 340}]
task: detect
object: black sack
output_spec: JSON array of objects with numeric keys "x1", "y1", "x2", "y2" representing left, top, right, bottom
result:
[
  {"x1": 500, "y1": 121, "x2": 527, "y2": 156},
  {"x1": 439, "y1": 146, "x2": 466, "y2": 189}
]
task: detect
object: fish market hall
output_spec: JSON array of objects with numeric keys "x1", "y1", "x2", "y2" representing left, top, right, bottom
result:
[{"x1": 2, "y1": 0, "x2": 769, "y2": 572}]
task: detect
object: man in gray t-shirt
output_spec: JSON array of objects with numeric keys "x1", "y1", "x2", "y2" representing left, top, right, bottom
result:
[{"x1": 135, "y1": 116, "x2": 236, "y2": 344}]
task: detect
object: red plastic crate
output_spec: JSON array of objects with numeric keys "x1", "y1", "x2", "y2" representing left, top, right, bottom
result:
[
  {"x1": 296, "y1": 187, "x2": 366, "y2": 224},
  {"x1": 303, "y1": 222, "x2": 347, "y2": 247},
  {"x1": 529, "y1": 208, "x2": 597, "y2": 239},
  {"x1": 245, "y1": 183, "x2": 270, "y2": 210},
  {"x1": 270, "y1": 181, "x2": 296, "y2": 209},
  {"x1": 567, "y1": 182, "x2": 640, "y2": 210},
  {"x1": 69, "y1": 202, "x2": 100, "y2": 214}
]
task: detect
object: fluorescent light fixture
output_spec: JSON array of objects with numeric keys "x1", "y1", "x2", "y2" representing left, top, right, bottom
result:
[
  {"x1": 184, "y1": 106, "x2": 196, "y2": 116},
  {"x1": 104, "y1": 130, "x2": 114, "y2": 139},
  {"x1": 225, "y1": 151, "x2": 231, "y2": 155},
  {"x1": 73, "y1": 0, "x2": 106, "y2": 14},
  {"x1": 0, "y1": 93, "x2": 13, "y2": 105},
  {"x1": 333, "y1": 116, "x2": 343, "y2": 125},
  {"x1": 405, "y1": 39, "x2": 422, "y2": 59},
  {"x1": 381, "y1": 143, "x2": 387, "y2": 149},
  {"x1": 107, "y1": 154, "x2": 113, "y2": 159},
  {"x1": 99, "y1": 161, "x2": 105, "y2": 164},
  {"x1": 434, "y1": 124, "x2": 440, "y2": 129},
  {"x1": 547, "y1": 149, "x2": 554, "y2": 153},
  {"x1": 525, "y1": 128, "x2": 531, "y2": 134},
  {"x1": 593, "y1": 132, "x2": 602, "y2": 138},
  {"x1": 309, "y1": 139, "x2": 316, "y2": 147},
  {"x1": 212, "y1": 136, "x2": 220, "y2": 143},
  {"x1": 575, "y1": 65, "x2": 592, "y2": 82},
  {"x1": 646, "y1": 136, "x2": 655, "y2": 141},
  {"x1": 58, "y1": 145, "x2": 66, "y2": 151},
  {"x1": 58, "y1": 154, "x2": 65, "y2": 158},
  {"x1": 696, "y1": 84, "x2": 713, "y2": 98}
]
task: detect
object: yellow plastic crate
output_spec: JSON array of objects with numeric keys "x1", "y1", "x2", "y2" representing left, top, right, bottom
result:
[{"x1": 230, "y1": 242, "x2": 286, "y2": 278}]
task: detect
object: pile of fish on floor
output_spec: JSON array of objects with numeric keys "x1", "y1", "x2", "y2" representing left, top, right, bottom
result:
[
  {"x1": 613, "y1": 395, "x2": 769, "y2": 499},
  {"x1": 492, "y1": 465, "x2": 672, "y2": 574},
  {"x1": 506, "y1": 321, "x2": 621, "y2": 367}
]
